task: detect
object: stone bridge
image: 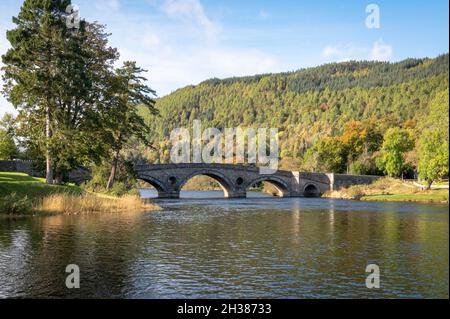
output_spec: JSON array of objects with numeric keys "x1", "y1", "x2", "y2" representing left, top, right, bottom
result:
[{"x1": 134, "y1": 163, "x2": 378, "y2": 199}]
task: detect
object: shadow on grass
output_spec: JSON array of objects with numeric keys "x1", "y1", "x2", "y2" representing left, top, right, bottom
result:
[
  {"x1": 0, "y1": 172, "x2": 43, "y2": 183},
  {"x1": 0, "y1": 172, "x2": 82, "y2": 198}
]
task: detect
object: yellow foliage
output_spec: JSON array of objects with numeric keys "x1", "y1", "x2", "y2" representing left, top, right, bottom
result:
[{"x1": 37, "y1": 194, "x2": 159, "y2": 215}]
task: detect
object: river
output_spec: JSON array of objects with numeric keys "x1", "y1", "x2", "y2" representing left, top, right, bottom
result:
[{"x1": 0, "y1": 190, "x2": 448, "y2": 298}]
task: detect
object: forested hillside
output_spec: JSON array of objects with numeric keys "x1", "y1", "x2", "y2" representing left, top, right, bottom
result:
[{"x1": 140, "y1": 54, "x2": 449, "y2": 177}]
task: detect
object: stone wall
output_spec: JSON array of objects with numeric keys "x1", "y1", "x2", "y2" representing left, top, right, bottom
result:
[
  {"x1": 0, "y1": 160, "x2": 16, "y2": 172},
  {"x1": 0, "y1": 160, "x2": 90, "y2": 184},
  {"x1": 329, "y1": 173, "x2": 379, "y2": 191},
  {"x1": 0, "y1": 160, "x2": 42, "y2": 177}
]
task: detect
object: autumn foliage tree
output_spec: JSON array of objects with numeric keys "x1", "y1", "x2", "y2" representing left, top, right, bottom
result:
[
  {"x1": 303, "y1": 137, "x2": 348, "y2": 173},
  {"x1": 379, "y1": 128, "x2": 415, "y2": 177}
]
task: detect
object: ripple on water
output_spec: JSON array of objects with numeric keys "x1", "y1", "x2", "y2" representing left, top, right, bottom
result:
[{"x1": 0, "y1": 194, "x2": 448, "y2": 298}]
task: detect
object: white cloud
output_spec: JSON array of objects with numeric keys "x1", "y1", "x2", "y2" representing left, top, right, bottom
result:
[
  {"x1": 119, "y1": 41, "x2": 277, "y2": 96},
  {"x1": 161, "y1": 0, "x2": 220, "y2": 37},
  {"x1": 94, "y1": 0, "x2": 120, "y2": 12},
  {"x1": 104, "y1": 0, "x2": 278, "y2": 96},
  {"x1": 0, "y1": 0, "x2": 278, "y2": 115},
  {"x1": 321, "y1": 44, "x2": 368, "y2": 62},
  {"x1": 321, "y1": 45, "x2": 345, "y2": 59},
  {"x1": 142, "y1": 34, "x2": 161, "y2": 47},
  {"x1": 321, "y1": 39, "x2": 393, "y2": 62},
  {"x1": 370, "y1": 39, "x2": 393, "y2": 61}
]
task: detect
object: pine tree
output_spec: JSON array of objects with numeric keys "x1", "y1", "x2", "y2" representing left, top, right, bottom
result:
[
  {"x1": 2, "y1": 0, "x2": 119, "y2": 183},
  {"x1": 103, "y1": 61, "x2": 158, "y2": 190},
  {"x1": 2, "y1": 0, "x2": 72, "y2": 183}
]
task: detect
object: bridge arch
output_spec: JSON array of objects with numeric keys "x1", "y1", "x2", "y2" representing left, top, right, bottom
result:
[
  {"x1": 138, "y1": 174, "x2": 168, "y2": 195},
  {"x1": 303, "y1": 183, "x2": 320, "y2": 197},
  {"x1": 178, "y1": 169, "x2": 235, "y2": 198},
  {"x1": 245, "y1": 176, "x2": 290, "y2": 197}
]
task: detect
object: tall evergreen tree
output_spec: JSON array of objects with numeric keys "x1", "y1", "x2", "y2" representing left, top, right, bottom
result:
[
  {"x1": 50, "y1": 22, "x2": 118, "y2": 183},
  {"x1": 103, "y1": 61, "x2": 158, "y2": 190},
  {"x1": 2, "y1": 0, "x2": 71, "y2": 183},
  {"x1": 2, "y1": 0, "x2": 118, "y2": 183}
]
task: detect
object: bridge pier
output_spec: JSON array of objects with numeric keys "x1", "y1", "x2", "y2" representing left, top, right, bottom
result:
[
  {"x1": 158, "y1": 191, "x2": 181, "y2": 199},
  {"x1": 226, "y1": 191, "x2": 247, "y2": 199}
]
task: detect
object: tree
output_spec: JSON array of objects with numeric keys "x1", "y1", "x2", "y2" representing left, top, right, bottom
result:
[
  {"x1": 303, "y1": 137, "x2": 348, "y2": 173},
  {"x1": 2, "y1": 0, "x2": 118, "y2": 184},
  {"x1": 103, "y1": 61, "x2": 158, "y2": 190},
  {"x1": 422, "y1": 89, "x2": 449, "y2": 136},
  {"x1": 0, "y1": 129, "x2": 18, "y2": 160},
  {"x1": 340, "y1": 120, "x2": 383, "y2": 173},
  {"x1": 0, "y1": 113, "x2": 17, "y2": 138},
  {"x1": 0, "y1": 114, "x2": 19, "y2": 160},
  {"x1": 142, "y1": 55, "x2": 448, "y2": 167},
  {"x1": 340, "y1": 121, "x2": 367, "y2": 164},
  {"x1": 2, "y1": 0, "x2": 72, "y2": 183},
  {"x1": 417, "y1": 89, "x2": 449, "y2": 188},
  {"x1": 417, "y1": 130, "x2": 449, "y2": 188},
  {"x1": 379, "y1": 128, "x2": 415, "y2": 177},
  {"x1": 48, "y1": 22, "x2": 118, "y2": 183}
]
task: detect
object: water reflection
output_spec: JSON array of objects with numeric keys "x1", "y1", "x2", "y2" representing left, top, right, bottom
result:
[
  {"x1": 0, "y1": 192, "x2": 448, "y2": 298},
  {"x1": 141, "y1": 188, "x2": 275, "y2": 199}
]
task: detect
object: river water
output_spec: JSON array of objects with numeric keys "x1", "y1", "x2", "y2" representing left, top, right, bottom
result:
[{"x1": 0, "y1": 190, "x2": 448, "y2": 298}]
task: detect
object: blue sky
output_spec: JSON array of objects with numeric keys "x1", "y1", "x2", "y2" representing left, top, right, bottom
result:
[{"x1": 0, "y1": 0, "x2": 448, "y2": 115}]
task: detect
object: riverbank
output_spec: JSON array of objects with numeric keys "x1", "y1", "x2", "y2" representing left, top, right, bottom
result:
[
  {"x1": 0, "y1": 172, "x2": 159, "y2": 215},
  {"x1": 324, "y1": 177, "x2": 449, "y2": 204}
]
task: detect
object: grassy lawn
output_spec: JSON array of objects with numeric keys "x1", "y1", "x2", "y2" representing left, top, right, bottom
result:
[
  {"x1": 432, "y1": 180, "x2": 449, "y2": 186},
  {"x1": 0, "y1": 172, "x2": 82, "y2": 199},
  {"x1": 0, "y1": 172, "x2": 158, "y2": 215},
  {"x1": 325, "y1": 177, "x2": 449, "y2": 204},
  {"x1": 361, "y1": 189, "x2": 449, "y2": 203}
]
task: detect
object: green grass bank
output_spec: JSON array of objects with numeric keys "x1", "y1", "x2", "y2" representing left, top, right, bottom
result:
[
  {"x1": 0, "y1": 172, "x2": 158, "y2": 215},
  {"x1": 324, "y1": 177, "x2": 449, "y2": 204}
]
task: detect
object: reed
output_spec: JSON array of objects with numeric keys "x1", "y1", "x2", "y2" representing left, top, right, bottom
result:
[{"x1": 37, "y1": 194, "x2": 159, "y2": 215}]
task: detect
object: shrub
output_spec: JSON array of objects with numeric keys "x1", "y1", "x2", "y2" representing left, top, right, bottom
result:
[
  {"x1": 108, "y1": 181, "x2": 128, "y2": 197},
  {"x1": 349, "y1": 153, "x2": 384, "y2": 176},
  {"x1": 0, "y1": 193, "x2": 33, "y2": 215},
  {"x1": 345, "y1": 186, "x2": 365, "y2": 200},
  {"x1": 82, "y1": 161, "x2": 139, "y2": 196}
]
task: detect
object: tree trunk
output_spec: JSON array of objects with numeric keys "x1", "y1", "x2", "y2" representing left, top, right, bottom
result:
[
  {"x1": 54, "y1": 171, "x2": 63, "y2": 185},
  {"x1": 106, "y1": 147, "x2": 121, "y2": 190},
  {"x1": 45, "y1": 105, "x2": 53, "y2": 184}
]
